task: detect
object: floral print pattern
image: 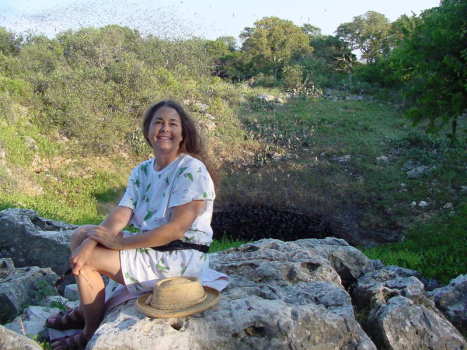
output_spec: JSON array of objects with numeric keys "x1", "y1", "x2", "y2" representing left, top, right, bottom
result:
[{"x1": 118, "y1": 154, "x2": 215, "y2": 295}]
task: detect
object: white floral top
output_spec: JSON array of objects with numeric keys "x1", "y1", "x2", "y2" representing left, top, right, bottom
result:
[{"x1": 118, "y1": 154, "x2": 215, "y2": 246}]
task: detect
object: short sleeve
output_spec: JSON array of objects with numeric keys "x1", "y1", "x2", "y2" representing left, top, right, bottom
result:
[
  {"x1": 118, "y1": 167, "x2": 139, "y2": 210},
  {"x1": 168, "y1": 161, "x2": 215, "y2": 208}
]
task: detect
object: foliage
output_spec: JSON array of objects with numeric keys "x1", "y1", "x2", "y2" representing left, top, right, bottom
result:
[
  {"x1": 389, "y1": 14, "x2": 421, "y2": 46},
  {"x1": 390, "y1": 0, "x2": 467, "y2": 142},
  {"x1": 240, "y1": 17, "x2": 311, "y2": 79},
  {"x1": 0, "y1": 27, "x2": 21, "y2": 55},
  {"x1": 336, "y1": 11, "x2": 392, "y2": 63},
  {"x1": 309, "y1": 35, "x2": 355, "y2": 73},
  {"x1": 363, "y1": 204, "x2": 467, "y2": 284},
  {"x1": 209, "y1": 236, "x2": 246, "y2": 252}
]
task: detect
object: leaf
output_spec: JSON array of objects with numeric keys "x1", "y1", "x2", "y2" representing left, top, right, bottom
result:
[
  {"x1": 144, "y1": 210, "x2": 154, "y2": 221},
  {"x1": 136, "y1": 248, "x2": 151, "y2": 254},
  {"x1": 141, "y1": 163, "x2": 149, "y2": 176},
  {"x1": 177, "y1": 167, "x2": 188, "y2": 175},
  {"x1": 156, "y1": 262, "x2": 169, "y2": 272}
]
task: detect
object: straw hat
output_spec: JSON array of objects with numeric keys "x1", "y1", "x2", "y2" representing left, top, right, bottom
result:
[{"x1": 136, "y1": 277, "x2": 220, "y2": 318}]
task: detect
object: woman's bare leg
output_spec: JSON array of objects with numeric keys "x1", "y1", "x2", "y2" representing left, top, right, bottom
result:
[
  {"x1": 67, "y1": 226, "x2": 124, "y2": 338},
  {"x1": 76, "y1": 245, "x2": 123, "y2": 339}
]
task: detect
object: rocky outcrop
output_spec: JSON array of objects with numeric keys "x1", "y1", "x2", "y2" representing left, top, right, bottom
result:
[
  {"x1": 1, "y1": 210, "x2": 465, "y2": 349},
  {"x1": 0, "y1": 208, "x2": 77, "y2": 274},
  {"x1": 429, "y1": 274, "x2": 467, "y2": 334},
  {"x1": 367, "y1": 296, "x2": 465, "y2": 350},
  {"x1": 0, "y1": 325, "x2": 42, "y2": 350},
  {"x1": 89, "y1": 238, "x2": 376, "y2": 350},
  {"x1": 0, "y1": 259, "x2": 58, "y2": 323},
  {"x1": 351, "y1": 266, "x2": 466, "y2": 350}
]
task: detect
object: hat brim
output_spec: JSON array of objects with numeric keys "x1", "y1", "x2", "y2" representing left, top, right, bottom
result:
[{"x1": 136, "y1": 286, "x2": 220, "y2": 318}]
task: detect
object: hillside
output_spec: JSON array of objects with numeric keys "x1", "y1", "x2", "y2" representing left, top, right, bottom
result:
[{"x1": 0, "y1": 25, "x2": 465, "y2": 284}]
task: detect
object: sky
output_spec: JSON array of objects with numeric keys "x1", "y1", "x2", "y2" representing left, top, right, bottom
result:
[{"x1": 0, "y1": 0, "x2": 441, "y2": 40}]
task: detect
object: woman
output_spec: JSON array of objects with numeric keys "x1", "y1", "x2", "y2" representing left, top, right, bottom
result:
[{"x1": 47, "y1": 100, "x2": 216, "y2": 349}]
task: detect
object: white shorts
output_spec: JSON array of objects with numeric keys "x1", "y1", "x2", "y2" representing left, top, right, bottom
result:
[{"x1": 120, "y1": 247, "x2": 206, "y2": 294}]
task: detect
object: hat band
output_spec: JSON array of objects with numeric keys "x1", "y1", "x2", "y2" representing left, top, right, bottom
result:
[{"x1": 152, "y1": 293, "x2": 208, "y2": 310}]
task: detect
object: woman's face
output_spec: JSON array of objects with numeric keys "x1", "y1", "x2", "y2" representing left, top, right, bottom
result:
[{"x1": 148, "y1": 106, "x2": 183, "y2": 155}]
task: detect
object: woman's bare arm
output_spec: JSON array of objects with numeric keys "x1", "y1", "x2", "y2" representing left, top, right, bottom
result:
[
  {"x1": 100, "y1": 206, "x2": 134, "y2": 234},
  {"x1": 71, "y1": 206, "x2": 133, "y2": 275},
  {"x1": 89, "y1": 201, "x2": 204, "y2": 250}
]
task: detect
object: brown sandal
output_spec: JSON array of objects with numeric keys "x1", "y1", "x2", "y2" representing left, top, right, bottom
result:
[
  {"x1": 45, "y1": 307, "x2": 85, "y2": 330},
  {"x1": 51, "y1": 332, "x2": 89, "y2": 350}
]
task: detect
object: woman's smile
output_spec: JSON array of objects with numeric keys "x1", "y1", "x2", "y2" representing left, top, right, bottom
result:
[{"x1": 148, "y1": 106, "x2": 184, "y2": 158}]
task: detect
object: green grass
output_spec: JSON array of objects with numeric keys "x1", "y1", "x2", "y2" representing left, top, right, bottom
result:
[
  {"x1": 363, "y1": 204, "x2": 467, "y2": 284},
  {"x1": 209, "y1": 236, "x2": 246, "y2": 253},
  {"x1": 1, "y1": 88, "x2": 465, "y2": 285}
]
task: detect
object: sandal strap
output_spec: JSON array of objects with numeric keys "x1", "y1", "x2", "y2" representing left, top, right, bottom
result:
[
  {"x1": 52, "y1": 332, "x2": 89, "y2": 350},
  {"x1": 46, "y1": 307, "x2": 84, "y2": 330}
]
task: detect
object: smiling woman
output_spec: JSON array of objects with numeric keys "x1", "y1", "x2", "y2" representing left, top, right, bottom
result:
[{"x1": 46, "y1": 100, "x2": 217, "y2": 350}]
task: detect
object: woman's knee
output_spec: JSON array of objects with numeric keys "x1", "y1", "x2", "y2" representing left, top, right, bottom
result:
[{"x1": 70, "y1": 225, "x2": 97, "y2": 250}]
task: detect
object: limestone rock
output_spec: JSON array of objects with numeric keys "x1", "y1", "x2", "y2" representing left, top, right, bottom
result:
[
  {"x1": 0, "y1": 325, "x2": 42, "y2": 350},
  {"x1": 367, "y1": 296, "x2": 466, "y2": 350},
  {"x1": 352, "y1": 266, "x2": 466, "y2": 350},
  {"x1": 0, "y1": 258, "x2": 15, "y2": 279},
  {"x1": 406, "y1": 165, "x2": 431, "y2": 178},
  {"x1": 64, "y1": 283, "x2": 80, "y2": 301},
  {"x1": 429, "y1": 274, "x2": 467, "y2": 333},
  {"x1": 89, "y1": 239, "x2": 376, "y2": 350},
  {"x1": 209, "y1": 239, "x2": 343, "y2": 286},
  {"x1": 351, "y1": 266, "x2": 428, "y2": 309},
  {"x1": 294, "y1": 237, "x2": 377, "y2": 286},
  {"x1": 5, "y1": 305, "x2": 61, "y2": 338},
  {"x1": 0, "y1": 265, "x2": 58, "y2": 323},
  {"x1": 0, "y1": 208, "x2": 77, "y2": 274}
]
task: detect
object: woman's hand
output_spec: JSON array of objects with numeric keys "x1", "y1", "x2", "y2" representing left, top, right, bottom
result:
[
  {"x1": 70, "y1": 238, "x2": 96, "y2": 276},
  {"x1": 87, "y1": 226, "x2": 124, "y2": 250}
]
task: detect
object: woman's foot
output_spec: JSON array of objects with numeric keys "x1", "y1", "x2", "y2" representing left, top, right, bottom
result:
[
  {"x1": 45, "y1": 307, "x2": 85, "y2": 330},
  {"x1": 51, "y1": 331, "x2": 90, "y2": 350}
]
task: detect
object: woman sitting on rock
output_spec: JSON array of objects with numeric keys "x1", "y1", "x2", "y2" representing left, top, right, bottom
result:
[{"x1": 46, "y1": 100, "x2": 216, "y2": 349}]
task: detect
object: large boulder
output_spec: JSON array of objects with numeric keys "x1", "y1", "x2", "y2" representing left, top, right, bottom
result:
[
  {"x1": 85, "y1": 238, "x2": 467, "y2": 349},
  {"x1": 89, "y1": 239, "x2": 377, "y2": 350},
  {"x1": 0, "y1": 208, "x2": 77, "y2": 274},
  {"x1": 294, "y1": 237, "x2": 380, "y2": 287},
  {"x1": 429, "y1": 274, "x2": 467, "y2": 334},
  {"x1": 0, "y1": 325, "x2": 42, "y2": 350},
  {"x1": 0, "y1": 261, "x2": 59, "y2": 323},
  {"x1": 351, "y1": 266, "x2": 466, "y2": 350},
  {"x1": 367, "y1": 296, "x2": 465, "y2": 350}
]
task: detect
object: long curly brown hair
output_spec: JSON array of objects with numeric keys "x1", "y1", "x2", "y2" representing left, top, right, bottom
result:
[{"x1": 142, "y1": 100, "x2": 219, "y2": 187}]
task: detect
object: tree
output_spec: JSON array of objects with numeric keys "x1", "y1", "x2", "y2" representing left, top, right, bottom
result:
[
  {"x1": 392, "y1": 0, "x2": 467, "y2": 142},
  {"x1": 0, "y1": 27, "x2": 21, "y2": 55},
  {"x1": 389, "y1": 14, "x2": 421, "y2": 47},
  {"x1": 336, "y1": 11, "x2": 391, "y2": 63},
  {"x1": 301, "y1": 24, "x2": 322, "y2": 38},
  {"x1": 240, "y1": 17, "x2": 311, "y2": 79},
  {"x1": 310, "y1": 35, "x2": 355, "y2": 72}
]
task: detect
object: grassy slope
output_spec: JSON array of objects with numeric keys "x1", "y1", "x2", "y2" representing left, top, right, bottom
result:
[{"x1": 1, "y1": 95, "x2": 465, "y2": 284}]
